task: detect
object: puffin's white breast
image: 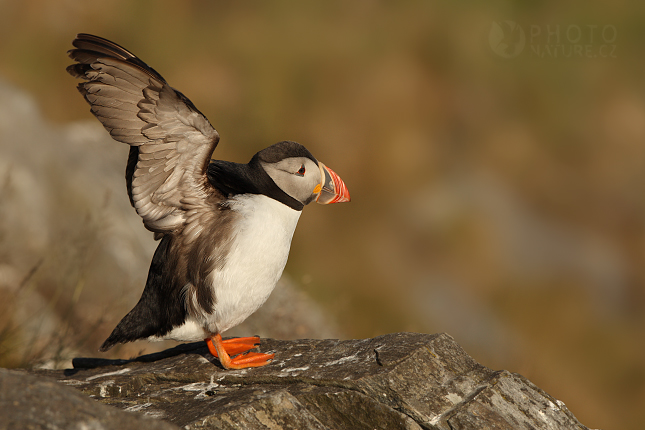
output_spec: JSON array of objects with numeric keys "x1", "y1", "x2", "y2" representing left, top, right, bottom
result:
[
  {"x1": 209, "y1": 194, "x2": 301, "y2": 333},
  {"x1": 153, "y1": 194, "x2": 301, "y2": 342}
]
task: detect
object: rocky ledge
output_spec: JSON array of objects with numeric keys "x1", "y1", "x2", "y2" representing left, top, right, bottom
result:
[{"x1": 2, "y1": 333, "x2": 591, "y2": 429}]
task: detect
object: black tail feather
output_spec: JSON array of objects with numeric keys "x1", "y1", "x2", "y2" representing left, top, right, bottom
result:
[{"x1": 99, "y1": 235, "x2": 188, "y2": 352}]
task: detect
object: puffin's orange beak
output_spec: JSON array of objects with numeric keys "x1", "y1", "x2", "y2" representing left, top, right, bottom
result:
[{"x1": 315, "y1": 162, "x2": 350, "y2": 204}]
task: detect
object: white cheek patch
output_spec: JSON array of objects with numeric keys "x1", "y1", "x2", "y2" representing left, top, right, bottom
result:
[{"x1": 262, "y1": 158, "x2": 319, "y2": 204}]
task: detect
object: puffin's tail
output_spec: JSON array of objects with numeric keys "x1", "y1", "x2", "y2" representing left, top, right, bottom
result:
[
  {"x1": 99, "y1": 302, "x2": 160, "y2": 352},
  {"x1": 100, "y1": 336, "x2": 119, "y2": 352},
  {"x1": 99, "y1": 235, "x2": 188, "y2": 352}
]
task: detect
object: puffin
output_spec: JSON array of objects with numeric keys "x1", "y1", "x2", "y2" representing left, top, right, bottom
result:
[{"x1": 67, "y1": 34, "x2": 350, "y2": 370}]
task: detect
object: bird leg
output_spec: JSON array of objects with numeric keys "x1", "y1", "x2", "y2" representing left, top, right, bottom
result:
[{"x1": 205, "y1": 334, "x2": 275, "y2": 370}]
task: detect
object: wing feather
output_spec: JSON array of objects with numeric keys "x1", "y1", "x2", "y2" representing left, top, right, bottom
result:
[{"x1": 68, "y1": 33, "x2": 221, "y2": 234}]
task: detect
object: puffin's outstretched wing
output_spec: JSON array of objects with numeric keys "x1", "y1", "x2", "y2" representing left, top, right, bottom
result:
[{"x1": 67, "y1": 33, "x2": 220, "y2": 234}]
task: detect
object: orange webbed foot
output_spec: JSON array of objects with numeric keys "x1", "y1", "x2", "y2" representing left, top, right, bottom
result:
[
  {"x1": 206, "y1": 336, "x2": 260, "y2": 358},
  {"x1": 205, "y1": 334, "x2": 273, "y2": 370},
  {"x1": 228, "y1": 351, "x2": 275, "y2": 369}
]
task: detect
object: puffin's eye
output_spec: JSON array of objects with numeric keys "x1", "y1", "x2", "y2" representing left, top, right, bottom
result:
[{"x1": 296, "y1": 165, "x2": 306, "y2": 176}]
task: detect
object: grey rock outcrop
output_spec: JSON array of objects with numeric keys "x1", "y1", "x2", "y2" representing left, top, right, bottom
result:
[
  {"x1": 0, "y1": 368, "x2": 179, "y2": 430},
  {"x1": 10, "y1": 332, "x2": 591, "y2": 430}
]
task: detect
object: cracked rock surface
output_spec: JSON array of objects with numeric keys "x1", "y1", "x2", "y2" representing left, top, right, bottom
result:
[
  {"x1": 8, "y1": 333, "x2": 590, "y2": 429},
  {"x1": 0, "y1": 368, "x2": 179, "y2": 430}
]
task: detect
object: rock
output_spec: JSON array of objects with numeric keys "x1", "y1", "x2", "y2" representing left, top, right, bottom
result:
[
  {"x1": 0, "y1": 368, "x2": 179, "y2": 430},
  {"x1": 15, "y1": 332, "x2": 591, "y2": 430}
]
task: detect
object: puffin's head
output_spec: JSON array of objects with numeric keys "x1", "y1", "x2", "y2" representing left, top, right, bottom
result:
[{"x1": 257, "y1": 141, "x2": 350, "y2": 207}]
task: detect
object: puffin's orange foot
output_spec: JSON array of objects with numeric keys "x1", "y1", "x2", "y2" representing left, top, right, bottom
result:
[
  {"x1": 205, "y1": 334, "x2": 273, "y2": 370},
  {"x1": 205, "y1": 336, "x2": 260, "y2": 358},
  {"x1": 227, "y1": 351, "x2": 275, "y2": 369}
]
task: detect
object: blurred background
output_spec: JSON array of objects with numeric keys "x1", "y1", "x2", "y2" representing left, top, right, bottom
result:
[{"x1": 0, "y1": 1, "x2": 643, "y2": 428}]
